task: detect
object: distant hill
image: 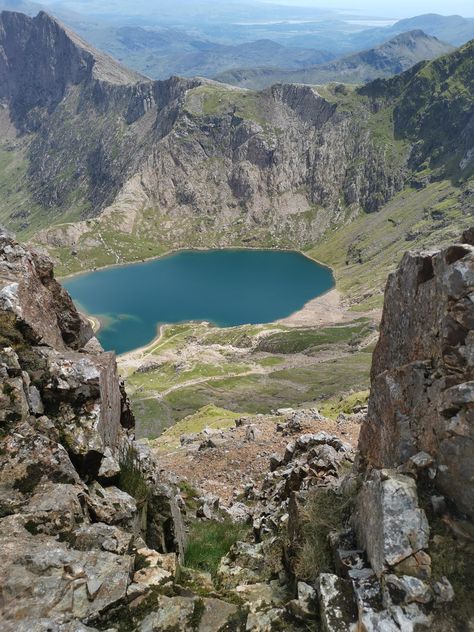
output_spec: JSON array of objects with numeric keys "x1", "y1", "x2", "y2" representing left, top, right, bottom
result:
[
  {"x1": 0, "y1": 1, "x2": 334, "y2": 80},
  {"x1": 86, "y1": 28, "x2": 335, "y2": 79},
  {"x1": 351, "y1": 13, "x2": 474, "y2": 49},
  {"x1": 215, "y1": 31, "x2": 454, "y2": 90}
]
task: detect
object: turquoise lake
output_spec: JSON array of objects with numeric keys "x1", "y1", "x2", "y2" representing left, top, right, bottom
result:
[{"x1": 63, "y1": 249, "x2": 334, "y2": 355}]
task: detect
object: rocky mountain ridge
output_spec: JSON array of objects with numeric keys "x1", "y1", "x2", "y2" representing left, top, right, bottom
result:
[
  {"x1": 0, "y1": 10, "x2": 471, "y2": 282},
  {"x1": 215, "y1": 30, "x2": 454, "y2": 90}
]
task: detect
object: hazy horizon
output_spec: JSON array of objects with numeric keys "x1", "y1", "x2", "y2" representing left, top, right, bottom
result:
[{"x1": 37, "y1": 0, "x2": 474, "y2": 19}]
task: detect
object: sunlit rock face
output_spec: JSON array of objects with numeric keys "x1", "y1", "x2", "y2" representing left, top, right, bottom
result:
[{"x1": 359, "y1": 229, "x2": 474, "y2": 518}]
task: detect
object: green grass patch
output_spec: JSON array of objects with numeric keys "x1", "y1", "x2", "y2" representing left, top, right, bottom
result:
[
  {"x1": 320, "y1": 390, "x2": 369, "y2": 419},
  {"x1": 178, "y1": 480, "x2": 201, "y2": 512},
  {"x1": 257, "y1": 356, "x2": 285, "y2": 367},
  {"x1": 256, "y1": 320, "x2": 372, "y2": 354},
  {"x1": 185, "y1": 519, "x2": 249, "y2": 576},
  {"x1": 154, "y1": 404, "x2": 241, "y2": 450},
  {"x1": 186, "y1": 85, "x2": 268, "y2": 127},
  {"x1": 308, "y1": 179, "x2": 473, "y2": 308},
  {"x1": 158, "y1": 351, "x2": 372, "y2": 422},
  {"x1": 294, "y1": 487, "x2": 351, "y2": 582},
  {"x1": 131, "y1": 397, "x2": 172, "y2": 440}
]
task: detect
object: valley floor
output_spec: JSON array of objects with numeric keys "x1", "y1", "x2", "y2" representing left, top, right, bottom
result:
[{"x1": 118, "y1": 299, "x2": 376, "y2": 439}]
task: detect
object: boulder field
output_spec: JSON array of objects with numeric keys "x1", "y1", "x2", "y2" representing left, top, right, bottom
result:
[{"x1": 0, "y1": 228, "x2": 472, "y2": 630}]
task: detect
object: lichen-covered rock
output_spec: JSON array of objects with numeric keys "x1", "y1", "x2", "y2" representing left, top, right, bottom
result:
[
  {"x1": 385, "y1": 574, "x2": 432, "y2": 604},
  {"x1": 39, "y1": 347, "x2": 126, "y2": 464},
  {"x1": 232, "y1": 581, "x2": 288, "y2": 607},
  {"x1": 359, "y1": 237, "x2": 474, "y2": 518},
  {"x1": 316, "y1": 573, "x2": 358, "y2": 632},
  {"x1": 353, "y1": 469, "x2": 429, "y2": 577},
  {"x1": 0, "y1": 234, "x2": 92, "y2": 350},
  {"x1": 85, "y1": 482, "x2": 138, "y2": 530},
  {"x1": 0, "y1": 518, "x2": 132, "y2": 622},
  {"x1": 71, "y1": 522, "x2": 134, "y2": 554},
  {"x1": 137, "y1": 595, "x2": 237, "y2": 632}
]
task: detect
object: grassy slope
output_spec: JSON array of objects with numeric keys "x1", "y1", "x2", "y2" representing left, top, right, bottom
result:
[
  {"x1": 122, "y1": 319, "x2": 375, "y2": 438},
  {"x1": 308, "y1": 179, "x2": 473, "y2": 310}
]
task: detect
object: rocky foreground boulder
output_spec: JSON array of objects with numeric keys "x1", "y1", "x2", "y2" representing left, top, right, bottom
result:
[
  {"x1": 360, "y1": 228, "x2": 474, "y2": 518},
  {"x1": 0, "y1": 233, "x2": 187, "y2": 629}
]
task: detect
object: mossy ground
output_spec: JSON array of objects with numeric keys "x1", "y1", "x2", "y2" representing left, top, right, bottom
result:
[
  {"x1": 185, "y1": 519, "x2": 249, "y2": 576},
  {"x1": 319, "y1": 390, "x2": 369, "y2": 419}
]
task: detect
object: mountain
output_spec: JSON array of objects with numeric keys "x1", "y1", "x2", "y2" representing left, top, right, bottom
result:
[
  {"x1": 351, "y1": 13, "x2": 474, "y2": 49},
  {"x1": 215, "y1": 30, "x2": 455, "y2": 90},
  {"x1": 82, "y1": 28, "x2": 335, "y2": 80},
  {"x1": 0, "y1": 11, "x2": 472, "y2": 292}
]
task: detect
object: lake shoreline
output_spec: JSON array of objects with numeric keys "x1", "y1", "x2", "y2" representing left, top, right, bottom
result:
[
  {"x1": 116, "y1": 285, "x2": 344, "y2": 364},
  {"x1": 58, "y1": 245, "x2": 334, "y2": 282},
  {"x1": 62, "y1": 246, "x2": 339, "y2": 356}
]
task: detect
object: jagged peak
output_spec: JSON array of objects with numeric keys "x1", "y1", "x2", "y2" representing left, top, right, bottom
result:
[{"x1": 0, "y1": 9, "x2": 147, "y2": 86}]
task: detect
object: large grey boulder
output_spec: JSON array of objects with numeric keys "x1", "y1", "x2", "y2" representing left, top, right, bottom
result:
[
  {"x1": 353, "y1": 469, "x2": 429, "y2": 577},
  {"x1": 0, "y1": 518, "x2": 132, "y2": 622}
]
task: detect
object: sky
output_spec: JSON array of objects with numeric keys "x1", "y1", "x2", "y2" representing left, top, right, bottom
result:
[{"x1": 259, "y1": 0, "x2": 474, "y2": 17}]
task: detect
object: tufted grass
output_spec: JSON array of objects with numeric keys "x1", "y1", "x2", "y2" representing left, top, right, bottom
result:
[{"x1": 185, "y1": 520, "x2": 249, "y2": 576}]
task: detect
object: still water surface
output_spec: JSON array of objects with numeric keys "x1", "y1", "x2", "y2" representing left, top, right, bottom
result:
[{"x1": 63, "y1": 249, "x2": 334, "y2": 354}]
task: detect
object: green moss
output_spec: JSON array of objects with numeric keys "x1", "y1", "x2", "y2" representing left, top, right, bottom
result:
[
  {"x1": 188, "y1": 597, "x2": 206, "y2": 630},
  {"x1": 118, "y1": 445, "x2": 149, "y2": 506},
  {"x1": 24, "y1": 520, "x2": 40, "y2": 535},
  {"x1": 178, "y1": 480, "x2": 200, "y2": 512},
  {"x1": 185, "y1": 520, "x2": 249, "y2": 576},
  {"x1": 13, "y1": 463, "x2": 44, "y2": 494},
  {"x1": 0, "y1": 312, "x2": 28, "y2": 350},
  {"x1": 320, "y1": 390, "x2": 370, "y2": 419}
]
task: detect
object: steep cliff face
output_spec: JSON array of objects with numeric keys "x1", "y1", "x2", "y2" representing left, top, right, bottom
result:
[
  {"x1": 359, "y1": 229, "x2": 474, "y2": 518},
  {"x1": 0, "y1": 233, "x2": 187, "y2": 628},
  {"x1": 0, "y1": 10, "x2": 411, "y2": 257},
  {"x1": 0, "y1": 10, "x2": 144, "y2": 131},
  {"x1": 361, "y1": 39, "x2": 474, "y2": 173}
]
